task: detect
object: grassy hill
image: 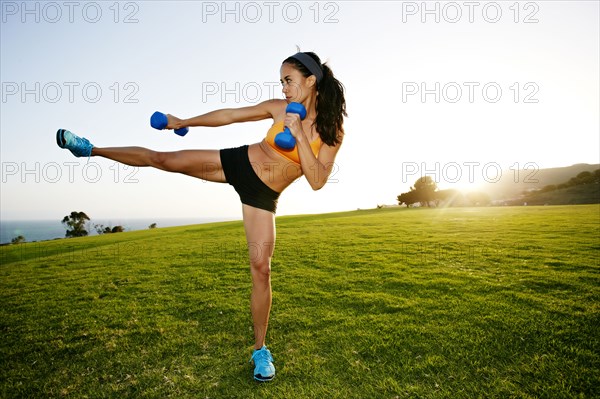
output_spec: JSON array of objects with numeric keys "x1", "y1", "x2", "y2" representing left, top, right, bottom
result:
[
  {"x1": 481, "y1": 163, "x2": 599, "y2": 201},
  {"x1": 508, "y1": 183, "x2": 600, "y2": 206},
  {"x1": 1, "y1": 206, "x2": 599, "y2": 398}
]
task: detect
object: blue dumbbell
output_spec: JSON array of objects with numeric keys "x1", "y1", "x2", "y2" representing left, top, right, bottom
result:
[
  {"x1": 274, "y1": 102, "x2": 307, "y2": 150},
  {"x1": 150, "y1": 111, "x2": 189, "y2": 137}
]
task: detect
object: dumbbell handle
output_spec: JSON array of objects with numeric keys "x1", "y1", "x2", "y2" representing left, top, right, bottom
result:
[{"x1": 150, "y1": 111, "x2": 189, "y2": 137}]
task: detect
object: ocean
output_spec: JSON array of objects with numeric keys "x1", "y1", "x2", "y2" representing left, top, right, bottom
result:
[{"x1": 0, "y1": 217, "x2": 239, "y2": 244}]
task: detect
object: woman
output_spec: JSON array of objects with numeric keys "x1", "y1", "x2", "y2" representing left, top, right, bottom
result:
[{"x1": 56, "y1": 51, "x2": 347, "y2": 382}]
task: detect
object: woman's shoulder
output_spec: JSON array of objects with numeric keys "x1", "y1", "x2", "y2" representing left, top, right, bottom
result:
[{"x1": 262, "y1": 99, "x2": 288, "y2": 121}]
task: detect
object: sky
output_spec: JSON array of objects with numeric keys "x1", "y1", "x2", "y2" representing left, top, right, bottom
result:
[{"x1": 1, "y1": 0, "x2": 599, "y2": 221}]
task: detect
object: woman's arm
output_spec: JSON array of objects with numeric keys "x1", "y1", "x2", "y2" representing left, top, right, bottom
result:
[
  {"x1": 283, "y1": 111, "x2": 344, "y2": 190},
  {"x1": 297, "y1": 133, "x2": 343, "y2": 191},
  {"x1": 168, "y1": 99, "x2": 284, "y2": 130}
]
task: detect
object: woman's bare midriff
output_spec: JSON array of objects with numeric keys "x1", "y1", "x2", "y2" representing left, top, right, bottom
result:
[{"x1": 248, "y1": 141, "x2": 303, "y2": 193}]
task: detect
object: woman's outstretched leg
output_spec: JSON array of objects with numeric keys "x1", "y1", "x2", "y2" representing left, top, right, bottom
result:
[
  {"x1": 57, "y1": 128, "x2": 226, "y2": 182},
  {"x1": 92, "y1": 146, "x2": 163, "y2": 167},
  {"x1": 93, "y1": 146, "x2": 225, "y2": 181},
  {"x1": 243, "y1": 204, "x2": 276, "y2": 382}
]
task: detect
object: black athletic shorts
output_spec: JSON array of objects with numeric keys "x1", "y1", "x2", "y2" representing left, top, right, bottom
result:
[{"x1": 220, "y1": 145, "x2": 281, "y2": 214}]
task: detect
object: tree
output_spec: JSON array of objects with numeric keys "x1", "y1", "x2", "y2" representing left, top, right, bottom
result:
[
  {"x1": 413, "y1": 176, "x2": 437, "y2": 207},
  {"x1": 62, "y1": 211, "x2": 90, "y2": 238},
  {"x1": 397, "y1": 190, "x2": 419, "y2": 207},
  {"x1": 94, "y1": 224, "x2": 107, "y2": 235},
  {"x1": 94, "y1": 224, "x2": 124, "y2": 234},
  {"x1": 11, "y1": 235, "x2": 25, "y2": 244},
  {"x1": 397, "y1": 177, "x2": 438, "y2": 207},
  {"x1": 149, "y1": 223, "x2": 157, "y2": 229}
]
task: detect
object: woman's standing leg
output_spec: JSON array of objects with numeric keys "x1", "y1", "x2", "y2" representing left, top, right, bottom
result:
[{"x1": 242, "y1": 204, "x2": 277, "y2": 381}]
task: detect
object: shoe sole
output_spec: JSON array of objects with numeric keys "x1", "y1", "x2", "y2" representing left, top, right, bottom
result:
[
  {"x1": 56, "y1": 129, "x2": 66, "y2": 148},
  {"x1": 254, "y1": 374, "x2": 274, "y2": 382}
]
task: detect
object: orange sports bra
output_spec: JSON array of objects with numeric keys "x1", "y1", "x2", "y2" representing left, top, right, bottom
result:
[{"x1": 265, "y1": 121, "x2": 322, "y2": 164}]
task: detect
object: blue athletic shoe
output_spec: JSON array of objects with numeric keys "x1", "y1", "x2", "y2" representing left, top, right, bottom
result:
[
  {"x1": 250, "y1": 346, "x2": 275, "y2": 382},
  {"x1": 56, "y1": 129, "x2": 93, "y2": 158}
]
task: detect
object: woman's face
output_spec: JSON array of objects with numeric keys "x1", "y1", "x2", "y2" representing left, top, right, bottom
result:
[{"x1": 280, "y1": 63, "x2": 315, "y2": 103}]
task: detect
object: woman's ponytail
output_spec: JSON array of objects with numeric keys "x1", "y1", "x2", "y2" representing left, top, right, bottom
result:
[{"x1": 315, "y1": 61, "x2": 347, "y2": 146}]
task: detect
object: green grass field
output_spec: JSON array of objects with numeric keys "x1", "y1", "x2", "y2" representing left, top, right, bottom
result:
[{"x1": 1, "y1": 205, "x2": 599, "y2": 398}]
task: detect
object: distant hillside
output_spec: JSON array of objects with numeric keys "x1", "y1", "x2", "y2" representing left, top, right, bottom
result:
[
  {"x1": 481, "y1": 163, "x2": 600, "y2": 202},
  {"x1": 504, "y1": 184, "x2": 600, "y2": 206}
]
